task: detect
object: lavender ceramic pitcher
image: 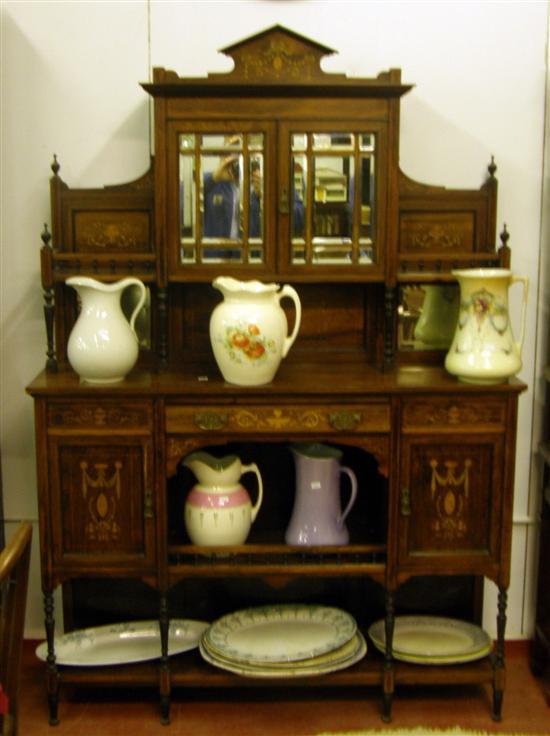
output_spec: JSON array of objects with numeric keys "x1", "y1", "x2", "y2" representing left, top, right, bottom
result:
[{"x1": 285, "y1": 443, "x2": 358, "y2": 546}]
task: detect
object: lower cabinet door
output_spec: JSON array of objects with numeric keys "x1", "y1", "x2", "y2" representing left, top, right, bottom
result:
[
  {"x1": 48, "y1": 435, "x2": 155, "y2": 574},
  {"x1": 398, "y1": 434, "x2": 504, "y2": 575}
]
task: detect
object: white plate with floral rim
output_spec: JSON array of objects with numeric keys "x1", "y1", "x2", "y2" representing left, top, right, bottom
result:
[
  {"x1": 368, "y1": 615, "x2": 492, "y2": 664},
  {"x1": 203, "y1": 604, "x2": 356, "y2": 664},
  {"x1": 35, "y1": 619, "x2": 209, "y2": 666},
  {"x1": 199, "y1": 630, "x2": 367, "y2": 678}
]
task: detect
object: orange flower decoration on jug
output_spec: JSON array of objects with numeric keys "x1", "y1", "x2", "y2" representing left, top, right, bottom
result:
[{"x1": 224, "y1": 324, "x2": 275, "y2": 364}]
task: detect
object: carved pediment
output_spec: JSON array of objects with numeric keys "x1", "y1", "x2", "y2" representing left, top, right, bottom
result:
[
  {"x1": 144, "y1": 25, "x2": 411, "y2": 96},
  {"x1": 217, "y1": 24, "x2": 336, "y2": 83}
]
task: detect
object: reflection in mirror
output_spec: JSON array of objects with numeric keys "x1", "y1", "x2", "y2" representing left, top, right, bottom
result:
[
  {"x1": 398, "y1": 285, "x2": 459, "y2": 351},
  {"x1": 178, "y1": 132, "x2": 265, "y2": 265},
  {"x1": 121, "y1": 284, "x2": 151, "y2": 349},
  {"x1": 179, "y1": 154, "x2": 195, "y2": 241},
  {"x1": 289, "y1": 131, "x2": 376, "y2": 265}
]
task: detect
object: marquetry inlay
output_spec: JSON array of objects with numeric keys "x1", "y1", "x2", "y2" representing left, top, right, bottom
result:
[
  {"x1": 80, "y1": 460, "x2": 122, "y2": 542},
  {"x1": 402, "y1": 399, "x2": 505, "y2": 432},
  {"x1": 429, "y1": 458, "x2": 472, "y2": 540},
  {"x1": 166, "y1": 404, "x2": 390, "y2": 435},
  {"x1": 48, "y1": 402, "x2": 152, "y2": 429}
]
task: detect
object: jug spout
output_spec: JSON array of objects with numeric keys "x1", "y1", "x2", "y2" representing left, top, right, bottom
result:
[{"x1": 182, "y1": 452, "x2": 241, "y2": 486}]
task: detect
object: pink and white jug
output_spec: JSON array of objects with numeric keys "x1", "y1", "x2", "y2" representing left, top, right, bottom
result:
[{"x1": 183, "y1": 452, "x2": 263, "y2": 546}]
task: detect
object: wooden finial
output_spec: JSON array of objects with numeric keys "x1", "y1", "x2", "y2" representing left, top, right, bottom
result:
[
  {"x1": 41, "y1": 223, "x2": 51, "y2": 248},
  {"x1": 488, "y1": 155, "x2": 497, "y2": 178},
  {"x1": 51, "y1": 154, "x2": 60, "y2": 176},
  {"x1": 498, "y1": 223, "x2": 511, "y2": 268}
]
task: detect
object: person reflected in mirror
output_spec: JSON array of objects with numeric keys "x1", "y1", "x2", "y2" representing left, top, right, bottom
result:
[{"x1": 203, "y1": 153, "x2": 242, "y2": 239}]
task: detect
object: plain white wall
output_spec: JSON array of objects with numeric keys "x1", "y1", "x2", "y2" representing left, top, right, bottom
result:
[{"x1": 1, "y1": 0, "x2": 547, "y2": 639}]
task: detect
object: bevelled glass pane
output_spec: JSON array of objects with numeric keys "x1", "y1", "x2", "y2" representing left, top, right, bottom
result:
[
  {"x1": 359, "y1": 155, "x2": 374, "y2": 241},
  {"x1": 201, "y1": 134, "x2": 242, "y2": 150},
  {"x1": 291, "y1": 133, "x2": 308, "y2": 151},
  {"x1": 248, "y1": 133, "x2": 264, "y2": 150},
  {"x1": 179, "y1": 134, "x2": 195, "y2": 150},
  {"x1": 201, "y1": 153, "x2": 243, "y2": 241},
  {"x1": 201, "y1": 245, "x2": 243, "y2": 263},
  {"x1": 313, "y1": 156, "x2": 353, "y2": 239},
  {"x1": 313, "y1": 133, "x2": 354, "y2": 150},
  {"x1": 312, "y1": 240, "x2": 352, "y2": 264},
  {"x1": 359, "y1": 134, "x2": 375, "y2": 151},
  {"x1": 249, "y1": 154, "x2": 263, "y2": 239},
  {"x1": 291, "y1": 154, "x2": 307, "y2": 243},
  {"x1": 179, "y1": 154, "x2": 195, "y2": 242}
]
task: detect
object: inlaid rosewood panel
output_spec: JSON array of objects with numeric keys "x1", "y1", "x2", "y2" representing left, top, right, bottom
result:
[
  {"x1": 47, "y1": 435, "x2": 155, "y2": 574},
  {"x1": 401, "y1": 397, "x2": 506, "y2": 433},
  {"x1": 165, "y1": 402, "x2": 390, "y2": 434},
  {"x1": 398, "y1": 435, "x2": 504, "y2": 578},
  {"x1": 47, "y1": 400, "x2": 153, "y2": 431}
]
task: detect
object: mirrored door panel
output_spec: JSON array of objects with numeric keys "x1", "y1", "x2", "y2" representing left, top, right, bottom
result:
[
  {"x1": 281, "y1": 125, "x2": 381, "y2": 269},
  {"x1": 174, "y1": 123, "x2": 274, "y2": 269}
]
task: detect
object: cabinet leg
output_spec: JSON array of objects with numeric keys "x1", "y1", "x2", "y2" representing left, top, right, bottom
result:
[
  {"x1": 159, "y1": 594, "x2": 171, "y2": 725},
  {"x1": 44, "y1": 591, "x2": 59, "y2": 726},
  {"x1": 492, "y1": 586, "x2": 508, "y2": 721},
  {"x1": 381, "y1": 590, "x2": 395, "y2": 722}
]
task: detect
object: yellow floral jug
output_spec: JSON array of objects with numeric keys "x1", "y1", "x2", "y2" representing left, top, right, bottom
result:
[{"x1": 444, "y1": 268, "x2": 528, "y2": 384}]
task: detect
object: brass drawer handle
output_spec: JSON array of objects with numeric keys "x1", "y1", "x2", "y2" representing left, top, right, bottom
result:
[
  {"x1": 400, "y1": 487, "x2": 412, "y2": 517},
  {"x1": 328, "y1": 411, "x2": 362, "y2": 431},
  {"x1": 194, "y1": 412, "x2": 228, "y2": 431}
]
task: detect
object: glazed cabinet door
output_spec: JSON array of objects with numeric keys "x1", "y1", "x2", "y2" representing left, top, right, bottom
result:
[
  {"x1": 277, "y1": 121, "x2": 387, "y2": 278},
  {"x1": 166, "y1": 120, "x2": 276, "y2": 277},
  {"x1": 397, "y1": 433, "x2": 505, "y2": 577},
  {"x1": 43, "y1": 400, "x2": 156, "y2": 578}
]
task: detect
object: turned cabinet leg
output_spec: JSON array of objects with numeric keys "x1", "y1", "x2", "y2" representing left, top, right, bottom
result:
[
  {"x1": 159, "y1": 594, "x2": 171, "y2": 725},
  {"x1": 44, "y1": 591, "x2": 59, "y2": 726},
  {"x1": 492, "y1": 586, "x2": 508, "y2": 721},
  {"x1": 381, "y1": 590, "x2": 395, "y2": 722}
]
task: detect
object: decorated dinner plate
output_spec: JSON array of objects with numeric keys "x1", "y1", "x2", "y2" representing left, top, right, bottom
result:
[
  {"x1": 203, "y1": 604, "x2": 357, "y2": 664},
  {"x1": 368, "y1": 615, "x2": 492, "y2": 664},
  {"x1": 199, "y1": 630, "x2": 367, "y2": 678},
  {"x1": 35, "y1": 619, "x2": 209, "y2": 666}
]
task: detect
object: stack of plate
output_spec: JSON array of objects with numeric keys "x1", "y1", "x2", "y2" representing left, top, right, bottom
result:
[
  {"x1": 367, "y1": 615, "x2": 493, "y2": 665},
  {"x1": 199, "y1": 604, "x2": 367, "y2": 677}
]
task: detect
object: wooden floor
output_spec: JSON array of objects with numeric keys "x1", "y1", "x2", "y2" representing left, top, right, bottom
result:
[{"x1": 19, "y1": 640, "x2": 549, "y2": 736}]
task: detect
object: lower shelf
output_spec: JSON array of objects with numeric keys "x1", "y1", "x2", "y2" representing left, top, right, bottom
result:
[{"x1": 51, "y1": 644, "x2": 496, "y2": 690}]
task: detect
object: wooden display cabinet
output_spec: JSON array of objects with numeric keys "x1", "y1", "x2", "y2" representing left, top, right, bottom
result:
[{"x1": 27, "y1": 26, "x2": 525, "y2": 725}]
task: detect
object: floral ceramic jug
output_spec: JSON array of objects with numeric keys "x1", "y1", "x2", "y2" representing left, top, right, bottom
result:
[
  {"x1": 183, "y1": 452, "x2": 264, "y2": 546},
  {"x1": 66, "y1": 276, "x2": 146, "y2": 384},
  {"x1": 209, "y1": 276, "x2": 302, "y2": 386},
  {"x1": 444, "y1": 268, "x2": 528, "y2": 384},
  {"x1": 285, "y1": 443, "x2": 358, "y2": 546}
]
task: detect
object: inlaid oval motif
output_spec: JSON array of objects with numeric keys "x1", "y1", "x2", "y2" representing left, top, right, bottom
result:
[{"x1": 443, "y1": 491, "x2": 456, "y2": 516}]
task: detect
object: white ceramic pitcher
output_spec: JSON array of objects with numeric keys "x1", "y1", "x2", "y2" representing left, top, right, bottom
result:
[
  {"x1": 66, "y1": 276, "x2": 146, "y2": 384},
  {"x1": 209, "y1": 276, "x2": 302, "y2": 385},
  {"x1": 183, "y1": 451, "x2": 263, "y2": 546},
  {"x1": 444, "y1": 268, "x2": 528, "y2": 384}
]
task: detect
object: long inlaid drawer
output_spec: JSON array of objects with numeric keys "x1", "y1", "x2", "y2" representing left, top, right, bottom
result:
[
  {"x1": 165, "y1": 403, "x2": 391, "y2": 434},
  {"x1": 47, "y1": 400, "x2": 153, "y2": 432},
  {"x1": 401, "y1": 396, "x2": 507, "y2": 433}
]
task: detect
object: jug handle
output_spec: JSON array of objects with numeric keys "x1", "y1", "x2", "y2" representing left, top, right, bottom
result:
[
  {"x1": 510, "y1": 275, "x2": 529, "y2": 353},
  {"x1": 338, "y1": 466, "x2": 358, "y2": 527},
  {"x1": 241, "y1": 462, "x2": 264, "y2": 522},
  {"x1": 118, "y1": 278, "x2": 147, "y2": 336},
  {"x1": 278, "y1": 285, "x2": 302, "y2": 358}
]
